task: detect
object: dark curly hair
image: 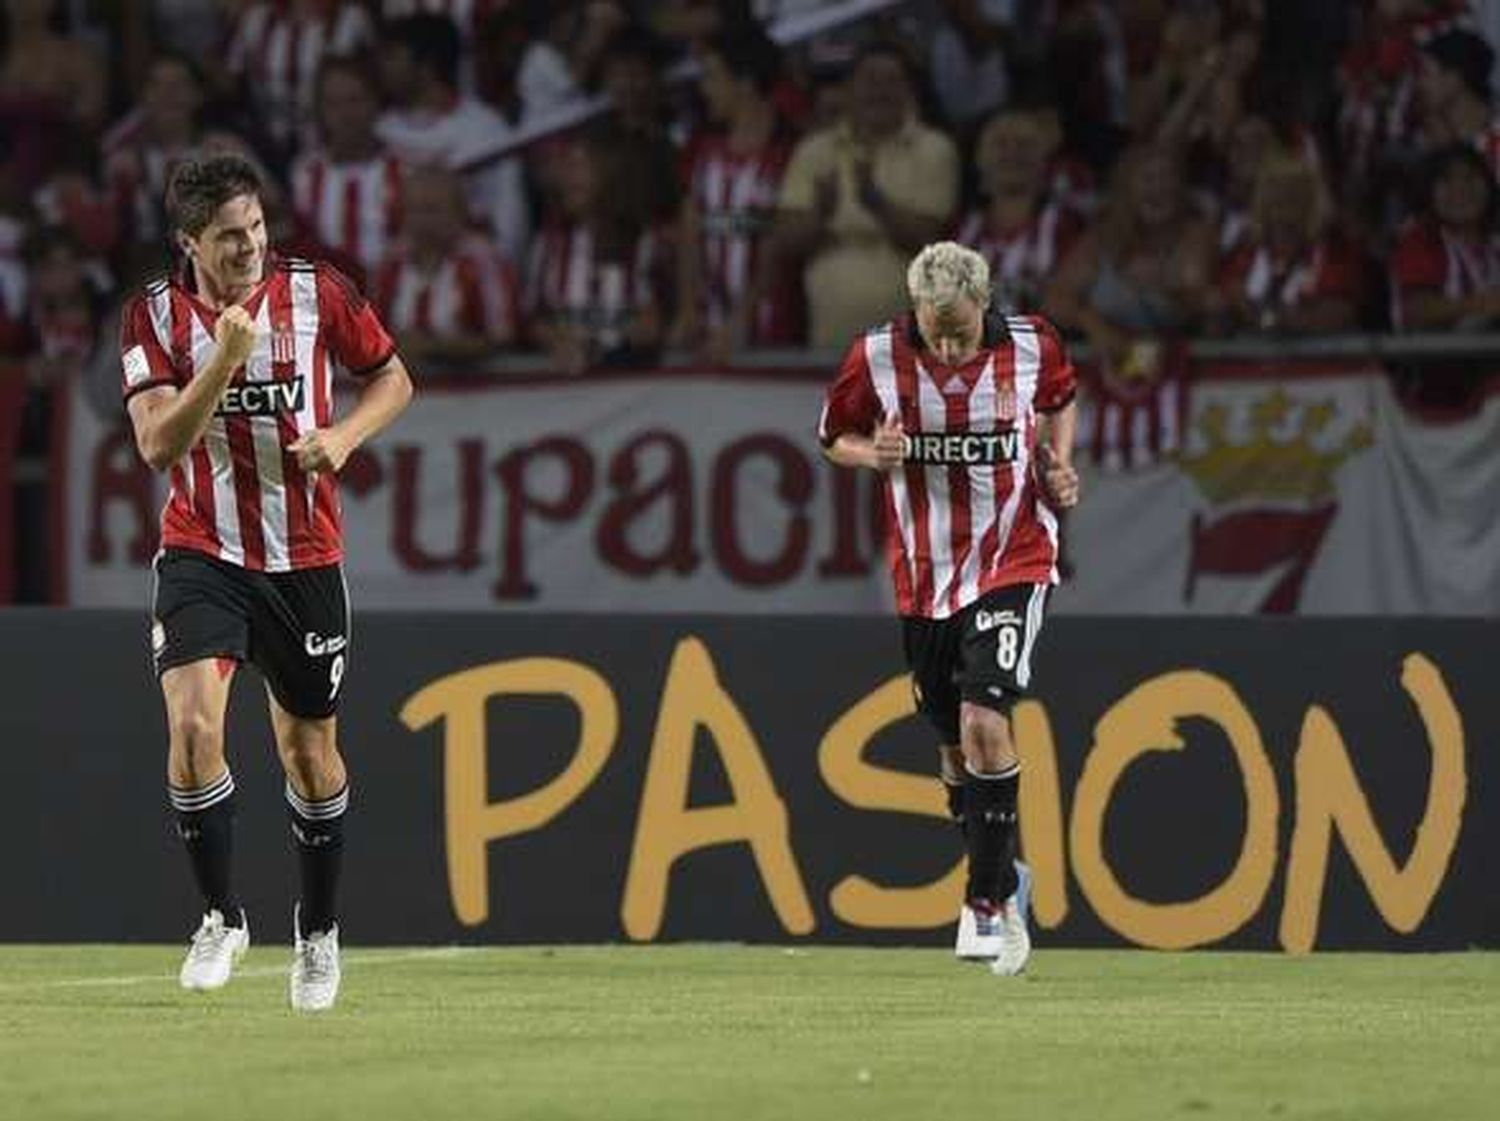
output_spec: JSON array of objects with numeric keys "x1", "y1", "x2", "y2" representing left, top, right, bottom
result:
[{"x1": 165, "y1": 154, "x2": 262, "y2": 238}]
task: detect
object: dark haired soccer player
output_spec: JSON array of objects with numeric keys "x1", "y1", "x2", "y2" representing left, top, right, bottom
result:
[{"x1": 121, "y1": 154, "x2": 412, "y2": 1010}]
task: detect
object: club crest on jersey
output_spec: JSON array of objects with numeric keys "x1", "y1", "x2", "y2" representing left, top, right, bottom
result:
[
  {"x1": 902, "y1": 429, "x2": 1021, "y2": 465},
  {"x1": 271, "y1": 327, "x2": 296, "y2": 364},
  {"x1": 216, "y1": 378, "x2": 306, "y2": 417}
]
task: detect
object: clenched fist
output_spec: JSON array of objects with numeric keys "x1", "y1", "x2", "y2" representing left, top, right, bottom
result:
[
  {"x1": 1036, "y1": 444, "x2": 1081, "y2": 508},
  {"x1": 871, "y1": 413, "x2": 906, "y2": 470},
  {"x1": 214, "y1": 305, "x2": 258, "y2": 369}
]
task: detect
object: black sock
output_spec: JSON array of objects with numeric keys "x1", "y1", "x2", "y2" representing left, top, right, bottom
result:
[
  {"x1": 963, "y1": 764, "x2": 1020, "y2": 905},
  {"x1": 287, "y1": 782, "x2": 347, "y2": 935},
  {"x1": 169, "y1": 771, "x2": 241, "y2": 923},
  {"x1": 943, "y1": 780, "x2": 966, "y2": 835}
]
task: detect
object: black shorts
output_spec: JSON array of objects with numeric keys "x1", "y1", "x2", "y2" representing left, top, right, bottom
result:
[
  {"x1": 902, "y1": 583, "x2": 1050, "y2": 744},
  {"x1": 150, "y1": 548, "x2": 351, "y2": 719}
]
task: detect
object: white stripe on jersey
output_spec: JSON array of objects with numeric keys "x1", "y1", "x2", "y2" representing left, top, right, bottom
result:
[
  {"x1": 290, "y1": 269, "x2": 320, "y2": 525},
  {"x1": 954, "y1": 356, "x2": 998, "y2": 609},
  {"x1": 915, "y1": 362, "x2": 954, "y2": 618},
  {"x1": 191, "y1": 314, "x2": 245, "y2": 566},
  {"x1": 247, "y1": 299, "x2": 290, "y2": 571},
  {"x1": 864, "y1": 325, "x2": 917, "y2": 599}
]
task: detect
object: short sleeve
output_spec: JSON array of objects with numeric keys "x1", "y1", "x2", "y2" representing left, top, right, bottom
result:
[
  {"x1": 818, "y1": 336, "x2": 882, "y2": 447},
  {"x1": 119, "y1": 290, "x2": 179, "y2": 402},
  {"x1": 1030, "y1": 316, "x2": 1077, "y2": 413},
  {"x1": 316, "y1": 262, "x2": 397, "y2": 376}
]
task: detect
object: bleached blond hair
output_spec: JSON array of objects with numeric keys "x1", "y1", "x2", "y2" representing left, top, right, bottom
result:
[{"x1": 906, "y1": 241, "x2": 991, "y2": 309}]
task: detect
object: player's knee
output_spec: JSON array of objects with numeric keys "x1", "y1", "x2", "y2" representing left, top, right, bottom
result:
[
  {"x1": 276, "y1": 721, "x2": 340, "y2": 776},
  {"x1": 960, "y1": 703, "x2": 1015, "y2": 768},
  {"x1": 169, "y1": 707, "x2": 224, "y2": 761}
]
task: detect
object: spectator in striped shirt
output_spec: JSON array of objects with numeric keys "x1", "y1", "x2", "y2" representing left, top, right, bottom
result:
[
  {"x1": 672, "y1": 31, "x2": 799, "y2": 362},
  {"x1": 956, "y1": 107, "x2": 1083, "y2": 316},
  {"x1": 374, "y1": 164, "x2": 519, "y2": 366},
  {"x1": 291, "y1": 56, "x2": 405, "y2": 282},
  {"x1": 1389, "y1": 142, "x2": 1500, "y2": 329},
  {"x1": 225, "y1": 0, "x2": 376, "y2": 162},
  {"x1": 526, "y1": 132, "x2": 665, "y2": 374},
  {"x1": 1215, "y1": 150, "x2": 1365, "y2": 335}
]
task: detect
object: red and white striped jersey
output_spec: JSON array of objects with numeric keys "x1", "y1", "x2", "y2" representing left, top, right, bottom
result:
[
  {"x1": 376, "y1": 233, "x2": 519, "y2": 341},
  {"x1": 1220, "y1": 236, "x2": 1365, "y2": 319},
  {"x1": 119, "y1": 257, "x2": 397, "y2": 572},
  {"x1": 819, "y1": 313, "x2": 1077, "y2": 619},
  {"x1": 1389, "y1": 218, "x2": 1500, "y2": 327},
  {"x1": 955, "y1": 202, "x2": 1081, "y2": 315},
  {"x1": 228, "y1": 1, "x2": 375, "y2": 149},
  {"x1": 525, "y1": 222, "x2": 661, "y2": 354},
  {"x1": 291, "y1": 150, "x2": 405, "y2": 277},
  {"x1": 681, "y1": 129, "x2": 794, "y2": 338}
]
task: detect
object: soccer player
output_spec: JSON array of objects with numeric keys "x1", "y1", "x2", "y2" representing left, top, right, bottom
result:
[
  {"x1": 120, "y1": 155, "x2": 413, "y2": 1011},
  {"x1": 818, "y1": 241, "x2": 1079, "y2": 975}
]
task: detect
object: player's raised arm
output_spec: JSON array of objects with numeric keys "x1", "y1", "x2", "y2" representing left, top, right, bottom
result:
[{"x1": 127, "y1": 304, "x2": 257, "y2": 471}]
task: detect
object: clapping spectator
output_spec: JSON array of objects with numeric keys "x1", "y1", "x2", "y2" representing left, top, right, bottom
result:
[{"x1": 770, "y1": 42, "x2": 958, "y2": 347}]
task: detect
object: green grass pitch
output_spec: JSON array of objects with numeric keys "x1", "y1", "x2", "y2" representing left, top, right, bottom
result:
[{"x1": 2, "y1": 945, "x2": 1496, "y2": 1121}]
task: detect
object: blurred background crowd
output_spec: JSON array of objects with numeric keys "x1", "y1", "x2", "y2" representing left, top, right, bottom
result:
[{"x1": 5, "y1": 0, "x2": 1500, "y2": 600}]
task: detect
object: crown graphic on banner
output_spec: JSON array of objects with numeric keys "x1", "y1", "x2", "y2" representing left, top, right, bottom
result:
[{"x1": 1177, "y1": 388, "x2": 1374, "y2": 506}]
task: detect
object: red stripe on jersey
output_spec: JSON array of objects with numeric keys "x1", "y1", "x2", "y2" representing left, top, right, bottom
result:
[
  {"x1": 944, "y1": 382, "x2": 973, "y2": 617},
  {"x1": 226, "y1": 414, "x2": 266, "y2": 568}
]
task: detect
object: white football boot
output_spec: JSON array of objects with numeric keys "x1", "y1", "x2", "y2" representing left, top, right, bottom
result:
[
  {"x1": 179, "y1": 908, "x2": 249, "y2": 991},
  {"x1": 954, "y1": 861, "x2": 1032, "y2": 963},
  {"x1": 989, "y1": 895, "x2": 1032, "y2": 977},
  {"x1": 290, "y1": 904, "x2": 342, "y2": 1012}
]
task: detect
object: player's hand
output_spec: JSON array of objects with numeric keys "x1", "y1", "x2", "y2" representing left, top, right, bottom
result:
[
  {"x1": 1036, "y1": 444, "x2": 1081, "y2": 508},
  {"x1": 213, "y1": 305, "x2": 258, "y2": 370},
  {"x1": 871, "y1": 414, "x2": 906, "y2": 471},
  {"x1": 288, "y1": 428, "x2": 353, "y2": 475}
]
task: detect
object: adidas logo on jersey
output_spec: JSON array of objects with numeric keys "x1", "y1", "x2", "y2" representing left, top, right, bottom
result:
[
  {"x1": 903, "y1": 430, "x2": 1020, "y2": 465},
  {"x1": 216, "y1": 379, "x2": 307, "y2": 417}
]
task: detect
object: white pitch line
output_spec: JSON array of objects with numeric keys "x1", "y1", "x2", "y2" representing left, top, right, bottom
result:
[{"x1": 0, "y1": 946, "x2": 472, "y2": 992}]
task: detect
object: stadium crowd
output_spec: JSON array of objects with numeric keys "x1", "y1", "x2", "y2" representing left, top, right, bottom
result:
[{"x1": 6, "y1": 0, "x2": 1500, "y2": 601}]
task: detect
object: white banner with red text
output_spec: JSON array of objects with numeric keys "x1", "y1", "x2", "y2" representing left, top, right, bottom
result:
[{"x1": 64, "y1": 364, "x2": 1500, "y2": 614}]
